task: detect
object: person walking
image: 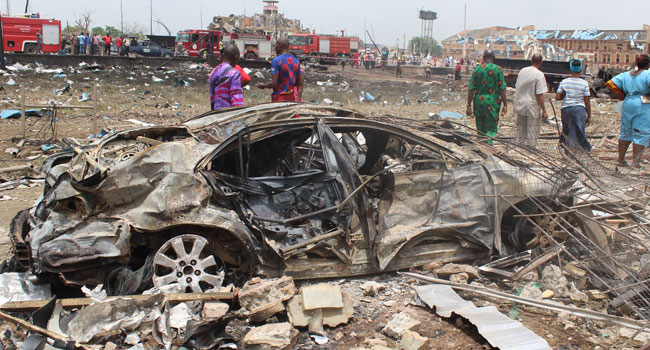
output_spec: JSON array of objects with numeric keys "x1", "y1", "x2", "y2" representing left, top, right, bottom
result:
[
  {"x1": 513, "y1": 53, "x2": 548, "y2": 147},
  {"x1": 352, "y1": 51, "x2": 359, "y2": 69},
  {"x1": 208, "y1": 44, "x2": 244, "y2": 110},
  {"x1": 35, "y1": 31, "x2": 42, "y2": 53},
  {"x1": 467, "y1": 50, "x2": 508, "y2": 141},
  {"x1": 607, "y1": 54, "x2": 650, "y2": 168},
  {"x1": 341, "y1": 52, "x2": 346, "y2": 70},
  {"x1": 555, "y1": 59, "x2": 592, "y2": 152},
  {"x1": 256, "y1": 38, "x2": 303, "y2": 102}
]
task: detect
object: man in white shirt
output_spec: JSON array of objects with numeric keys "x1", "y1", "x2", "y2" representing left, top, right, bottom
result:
[{"x1": 513, "y1": 54, "x2": 548, "y2": 147}]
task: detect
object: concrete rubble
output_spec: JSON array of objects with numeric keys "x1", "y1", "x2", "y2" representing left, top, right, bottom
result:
[
  {"x1": 242, "y1": 323, "x2": 299, "y2": 350},
  {"x1": 382, "y1": 312, "x2": 421, "y2": 340}
]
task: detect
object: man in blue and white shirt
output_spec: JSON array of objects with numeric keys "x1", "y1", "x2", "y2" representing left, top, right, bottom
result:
[{"x1": 556, "y1": 59, "x2": 592, "y2": 151}]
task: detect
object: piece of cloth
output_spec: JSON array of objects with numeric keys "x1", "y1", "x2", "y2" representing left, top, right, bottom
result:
[
  {"x1": 561, "y1": 105, "x2": 592, "y2": 151},
  {"x1": 209, "y1": 63, "x2": 244, "y2": 110},
  {"x1": 469, "y1": 63, "x2": 507, "y2": 138},
  {"x1": 272, "y1": 93, "x2": 297, "y2": 102},
  {"x1": 270, "y1": 53, "x2": 302, "y2": 97},
  {"x1": 557, "y1": 77, "x2": 590, "y2": 109},
  {"x1": 514, "y1": 66, "x2": 547, "y2": 118},
  {"x1": 234, "y1": 65, "x2": 251, "y2": 87},
  {"x1": 612, "y1": 70, "x2": 650, "y2": 146},
  {"x1": 515, "y1": 113, "x2": 542, "y2": 147}
]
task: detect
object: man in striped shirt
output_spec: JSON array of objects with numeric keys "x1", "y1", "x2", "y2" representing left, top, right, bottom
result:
[
  {"x1": 556, "y1": 59, "x2": 592, "y2": 151},
  {"x1": 209, "y1": 44, "x2": 245, "y2": 111}
]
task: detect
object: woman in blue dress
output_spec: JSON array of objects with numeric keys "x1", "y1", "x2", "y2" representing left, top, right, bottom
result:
[{"x1": 609, "y1": 55, "x2": 650, "y2": 168}]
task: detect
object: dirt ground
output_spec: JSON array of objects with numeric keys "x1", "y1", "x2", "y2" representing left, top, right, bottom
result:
[{"x1": 0, "y1": 61, "x2": 639, "y2": 349}]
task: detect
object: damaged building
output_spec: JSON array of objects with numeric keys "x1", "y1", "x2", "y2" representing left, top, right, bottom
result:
[
  {"x1": 442, "y1": 25, "x2": 650, "y2": 69},
  {"x1": 208, "y1": 1, "x2": 307, "y2": 37}
]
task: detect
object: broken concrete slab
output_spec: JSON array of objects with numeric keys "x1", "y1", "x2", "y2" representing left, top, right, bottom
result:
[
  {"x1": 201, "y1": 301, "x2": 229, "y2": 320},
  {"x1": 435, "y1": 264, "x2": 480, "y2": 280},
  {"x1": 243, "y1": 322, "x2": 298, "y2": 350},
  {"x1": 361, "y1": 281, "x2": 386, "y2": 296},
  {"x1": 619, "y1": 327, "x2": 650, "y2": 347},
  {"x1": 301, "y1": 283, "x2": 344, "y2": 310},
  {"x1": 519, "y1": 282, "x2": 542, "y2": 300},
  {"x1": 238, "y1": 276, "x2": 296, "y2": 312},
  {"x1": 382, "y1": 312, "x2": 421, "y2": 340},
  {"x1": 400, "y1": 330, "x2": 429, "y2": 350},
  {"x1": 287, "y1": 291, "x2": 354, "y2": 327},
  {"x1": 250, "y1": 300, "x2": 286, "y2": 323},
  {"x1": 541, "y1": 265, "x2": 569, "y2": 298}
]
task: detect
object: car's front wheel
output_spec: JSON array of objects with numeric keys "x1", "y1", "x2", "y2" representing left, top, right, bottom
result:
[
  {"x1": 152, "y1": 234, "x2": 226, "y2": 293},
  {"x1": 163, "y1": 53, "x2": 172, "y2": 58}
]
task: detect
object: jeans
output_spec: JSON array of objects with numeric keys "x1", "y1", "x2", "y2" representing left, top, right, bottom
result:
[{"x1": 561, "y1": 105, "x2": 592, "y2": 151}]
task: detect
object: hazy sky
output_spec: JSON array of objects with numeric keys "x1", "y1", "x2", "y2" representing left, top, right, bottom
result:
[{"x1": 2, "y1": 0, "x2": 648, "y2": 46}]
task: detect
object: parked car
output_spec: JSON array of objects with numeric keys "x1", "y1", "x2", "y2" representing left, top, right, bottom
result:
[
  {"x1": 127, "y1": 39, "x2": 173, "y2": 58},
  {"x1": 10, "y1": 103, "x2": 607, "y2": 295}
]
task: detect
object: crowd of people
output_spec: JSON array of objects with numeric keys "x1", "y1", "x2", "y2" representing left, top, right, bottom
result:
[
  {"x1": 466, "y1": 48, "x2": 650, "y2": 170},
  {"x1": 59, "y1": 32, "x2": 137, "y2": 56}
]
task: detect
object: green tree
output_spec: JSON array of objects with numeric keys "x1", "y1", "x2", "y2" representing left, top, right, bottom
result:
[
  {"x1": 410, "y1": 36, "x2": 441, "y2": 56},
  {"x1": 104, "y1": 26, "x2": 121, "y2": 37},
  {"x1": 91, "y1": 26, "x2": 105, "y2": 36}
]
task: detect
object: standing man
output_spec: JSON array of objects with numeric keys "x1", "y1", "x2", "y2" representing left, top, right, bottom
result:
[
  {"x1": 556, "y1": 59, "x2": 592, "y2": 152},
  {"x1": 467, "y1": 50, "x2": 508, "y2": 141},
  {"x1": 35, "y1": 31, "x2": 42, "y2": 53},
  {"x1": 257, "y1": 38, "x2": 303, "y2": 102},
  {"x1": 104, "y1": 34, "x2": 112, "y2": 55},
  {"x1": 455, "y1": 62, "x2": 462, "y2": 80},
  {"x1": 116, "y1": 36, "x2": 123, "y2": 56},
  {"x1": 85, "y1": 33, "x2": 91, "y2": 55},
  {"x1": 341, "y1": 52, "x2": 346, "y2": 70},
  {"x1": 78, "y1": 33, "x2": 86, "y2": 55},
  {"x1": 513, "y1": 53, "x2": 548, "y2": 147},
  {"x1": 92, "y1": 33, "x2": 100, "y2": 55},
  {"x1": 352, "y1": 51, "x2": 359, "y2": 69},
  {"x1": 208, "y1": 44, "x2": 244, "y2": 110}
]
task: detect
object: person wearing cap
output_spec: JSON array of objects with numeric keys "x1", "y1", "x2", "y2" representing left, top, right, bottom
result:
[{"x1": 556, "y1": 58, "x2": 592, "y2": 152}]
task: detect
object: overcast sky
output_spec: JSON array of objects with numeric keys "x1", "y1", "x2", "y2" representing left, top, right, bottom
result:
[{"x1": 2, "y1": 0, "x2": 648, "y2": 46}]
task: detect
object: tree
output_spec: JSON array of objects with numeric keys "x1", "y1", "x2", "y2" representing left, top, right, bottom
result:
[
  {"x1": 104, "y1": 26, "x2": 121, "y2": 37},
  {"x1": 91, "y1": 26, "x2": 105, "y2": 36},
  {"x1": 74, "y1": 11, "x2": 93, "y2": 33},
  {"x1": 410, "y1": 36, "x2": 441, "y2": 56}
]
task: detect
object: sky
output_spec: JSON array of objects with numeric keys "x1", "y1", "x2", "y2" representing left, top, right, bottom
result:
[{"x1": 2, "y1": 0, "x2": 648, "y2": 47}]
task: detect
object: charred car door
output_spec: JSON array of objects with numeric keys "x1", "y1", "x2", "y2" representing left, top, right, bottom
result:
[{"x1": 200, "y1": 119, "x2": 375, "y2": 276}]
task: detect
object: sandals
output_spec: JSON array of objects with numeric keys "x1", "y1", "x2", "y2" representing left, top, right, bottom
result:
[{"x1": 617, "y1": 160, "x2": 629, "y2": 167}]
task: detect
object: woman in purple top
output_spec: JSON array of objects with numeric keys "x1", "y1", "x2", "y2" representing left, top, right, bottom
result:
[{"x1": 209, "y1": 44, "x2": 245, "y2": 110}]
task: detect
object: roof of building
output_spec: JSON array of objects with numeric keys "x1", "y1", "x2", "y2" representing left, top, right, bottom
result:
[{"x1": 442, "y1": 26, "x2": 649, "y2": 44}]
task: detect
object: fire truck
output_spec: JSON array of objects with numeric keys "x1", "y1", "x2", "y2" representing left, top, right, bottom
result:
[
  {"x1": 175, "y1": 29, "x2": 272, "y2": 60},
  {"x1": 2, "y1": 15, "x2": 61, "y2": 54},
  {"x1": 288, "y1": 33, "x2": 359, "y2": 64}
]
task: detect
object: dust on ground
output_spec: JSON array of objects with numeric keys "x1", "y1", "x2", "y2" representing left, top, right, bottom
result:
[{"x1": 0, "y1": 61, "x2": 630, "y2": 349}]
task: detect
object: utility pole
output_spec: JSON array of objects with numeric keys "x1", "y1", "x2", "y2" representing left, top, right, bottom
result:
[
  {"x1": 462, "y1": 4, "x2": 467, "y2": 59},
  {"x1": 5, "y1": 0, "x2": 9, "y2": 16},
  {"x1": 200, "y1": 5, "x2": 203, "y2": 29},
  {"x1": 120, "y1": 0, "x2": 123, "y2": 34},
  {"x1": 24, "y1": 0, "x2": 29, "y2": 13},
  {"x1": 150, "y1": 0, "x2": 153, "y2": 35}
]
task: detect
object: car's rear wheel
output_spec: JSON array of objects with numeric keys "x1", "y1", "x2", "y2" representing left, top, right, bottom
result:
[
  {"x1": 152, "y1": 234, "x2": 225, "y2": 293},
  {"x1": 163, "y1": 53, "x2": 172, "y2": 58},
  {"x1": 245, "y1": 52, "x2": 257, "y2": 60}
]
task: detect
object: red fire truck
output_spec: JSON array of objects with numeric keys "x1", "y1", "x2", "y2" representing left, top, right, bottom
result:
[
  {"x1": 175, "y1": 29, "x2": 272, "y2": 60},
  {"x1": 2, "y1": 15, "x2": 61, "y2": 54},
  {"x1": 288, "y1": 33, "x2": 359, "y2": 63}
]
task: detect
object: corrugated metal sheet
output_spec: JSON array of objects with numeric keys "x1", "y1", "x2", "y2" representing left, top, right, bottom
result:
[{"x1": 415, "y1": 284, "x2": 551, "y2": 350}]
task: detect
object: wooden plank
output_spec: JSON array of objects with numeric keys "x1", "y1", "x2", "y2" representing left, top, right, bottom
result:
[
  {"x1": 0, "y1": 292, "x2": 233, "y2": 312},
  {"x1": 512, "y1": 245, "x2": 563, "y2": 281}
]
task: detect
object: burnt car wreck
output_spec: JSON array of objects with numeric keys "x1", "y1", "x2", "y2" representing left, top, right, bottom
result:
[{"x1": 11, "y1": 103, "x2": 611, "y2": 295}]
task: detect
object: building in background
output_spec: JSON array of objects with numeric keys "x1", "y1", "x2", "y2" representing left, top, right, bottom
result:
[
  {"x1": 442, "y1": 25, "x2": 650, "y2": 70},
  {"x1": 208, "y1": 0, "x2": 307, "y2": 38}
]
